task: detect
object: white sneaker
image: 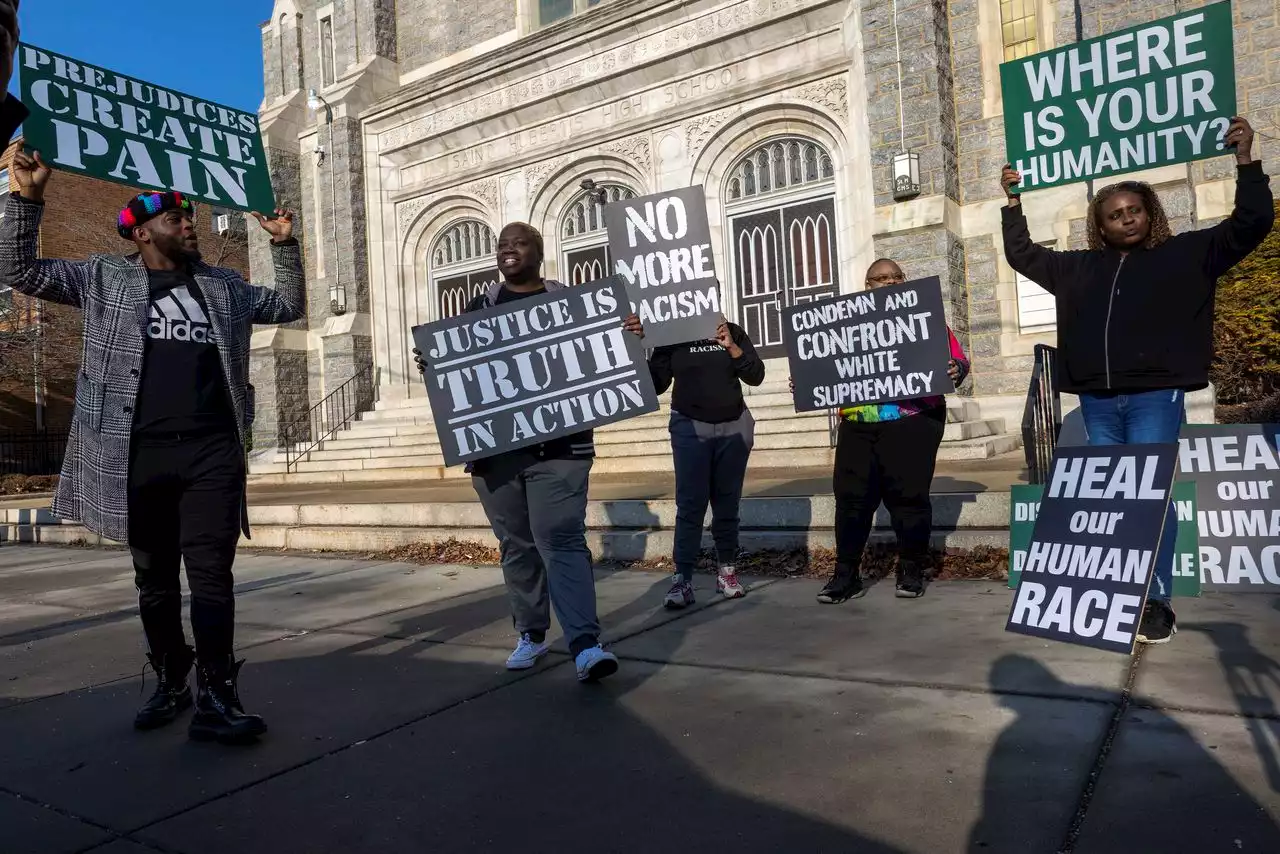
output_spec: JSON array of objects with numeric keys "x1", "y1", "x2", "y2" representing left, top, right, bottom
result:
[
  {"x1": 717, "y1": 567, "x2": 746, "y2": 599},
  {"x1": 574, "y1": 644, "x2": 619, "y2": 683},
  {"x1": 506, "y1": 633, "x2": 549, "y2": 670}
]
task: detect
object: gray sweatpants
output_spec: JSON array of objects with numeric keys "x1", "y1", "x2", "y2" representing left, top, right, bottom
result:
[{"x1": 472, "y1": 456, "x2": 601, "y2": 656}]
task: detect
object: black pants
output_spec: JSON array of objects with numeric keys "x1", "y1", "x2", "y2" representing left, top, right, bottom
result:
[
  {"x1": 833, "y1": 408, "x2": 945, "y2": 571},
  {"x1": 128, "y1": 431, "x2": 244, "y2": 663},
  {"x1": 670, "y1": 410, "x2": 755, "y2": 580}
]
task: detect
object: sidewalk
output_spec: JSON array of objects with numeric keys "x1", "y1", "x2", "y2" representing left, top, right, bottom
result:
[{"x1": 2, "y1": 545, "x2": 1277, "y2": 853}]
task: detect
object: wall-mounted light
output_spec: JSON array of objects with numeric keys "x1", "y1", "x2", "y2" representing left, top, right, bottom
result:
[{"x1": 892, "y1": 150, "x2": 921, "y2": 201}]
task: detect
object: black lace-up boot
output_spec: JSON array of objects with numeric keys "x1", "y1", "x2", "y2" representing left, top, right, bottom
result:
[
  {"x1": 134, "y1": 645, "x2": 195, "y2": 730},
  {"x1": 188, "y1": 657, "x2": 267, "y2": 744}
]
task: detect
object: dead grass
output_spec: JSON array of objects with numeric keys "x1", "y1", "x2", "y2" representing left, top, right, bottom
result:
[{"x1": 0, "y1": 474, "x2": 59, "y2": 496}]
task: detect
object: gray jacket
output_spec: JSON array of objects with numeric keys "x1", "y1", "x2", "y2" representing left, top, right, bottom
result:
[{"x1": 0, "y1": 193, "x2": 306, "y2": 543}]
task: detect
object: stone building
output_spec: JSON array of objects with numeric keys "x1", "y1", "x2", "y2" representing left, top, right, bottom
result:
[{"x1": 248, "y1": 0, "x2": 1279, "y2": 474}]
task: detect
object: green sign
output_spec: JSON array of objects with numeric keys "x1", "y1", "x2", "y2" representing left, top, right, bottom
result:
[
  {"x1": 1008, "y1": 481, "x2": 1200, "y2": 596},
  {"x1": 1000, "y1": 2, "x2": 1236, "y2": 192},
  {"x1": 17, "y1": 43, "x2": 275, "y2": 213}
]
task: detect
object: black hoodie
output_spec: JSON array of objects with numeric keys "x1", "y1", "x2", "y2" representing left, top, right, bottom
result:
[{"x1": 1002, "y1": 161, "x2": 1274, "y2": 395}]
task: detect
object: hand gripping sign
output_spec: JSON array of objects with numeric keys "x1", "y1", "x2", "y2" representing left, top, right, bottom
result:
[{"x1": 1006, "y1": 443, "x2": 1179, "y2": 654}]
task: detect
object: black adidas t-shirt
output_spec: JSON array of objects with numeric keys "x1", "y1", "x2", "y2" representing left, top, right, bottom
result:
[{"x1": 132, "y1": 269, "x2": 236, "y2": 438}]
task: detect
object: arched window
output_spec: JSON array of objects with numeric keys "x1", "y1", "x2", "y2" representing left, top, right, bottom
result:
[
  {"x1": 560, "y1": 183, "x2": 635, "y2": 286},
  {"x1": 430, "y1": 219, "x2": 498, "y2": 319},
  {"x1": 725, "y1": 136, "x2": 839, "y2": 358}
]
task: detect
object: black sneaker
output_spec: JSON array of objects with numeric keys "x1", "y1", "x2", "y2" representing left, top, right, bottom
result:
[
  {"x1": 1137, "y1": 600, "x2": 1177, "y2": 645},
  {"x1": 817, "y1": 566, "x2": 867, "y2": 604},
  {"x1": 895, "y1": 557, "x2": 926, "y2": 599}
]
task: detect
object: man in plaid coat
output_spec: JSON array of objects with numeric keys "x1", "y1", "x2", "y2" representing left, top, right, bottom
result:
[{"x1": 0, "y1": 150, "x2": 305, "y2": 744}]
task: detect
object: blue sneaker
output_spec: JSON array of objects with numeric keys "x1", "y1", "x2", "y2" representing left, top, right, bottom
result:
[{"x1": 574, "y1": 644, "x2": 619, "y2": 683}]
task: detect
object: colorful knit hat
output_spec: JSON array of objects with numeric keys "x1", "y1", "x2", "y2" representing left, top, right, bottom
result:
[{"x1": 117, "y1": 191, "x2": 195, "y2": 239}]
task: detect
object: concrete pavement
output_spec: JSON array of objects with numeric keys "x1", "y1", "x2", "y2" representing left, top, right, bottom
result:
[{"x1": 1, "y1": 544, "x2": 1277, "y2": 853}]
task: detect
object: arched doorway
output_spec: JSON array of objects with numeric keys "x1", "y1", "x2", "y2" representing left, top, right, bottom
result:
[
  {"x1": 559, "y1": 183, "x2": 636, "y2": 285},
  {"x1": 430, "y1": 219, "x2": 498, "y2": 319}
]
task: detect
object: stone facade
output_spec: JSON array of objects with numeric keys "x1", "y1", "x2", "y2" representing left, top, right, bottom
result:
[{"x1": 248, "y1": 0, "x2": 1280, "y2": 452}]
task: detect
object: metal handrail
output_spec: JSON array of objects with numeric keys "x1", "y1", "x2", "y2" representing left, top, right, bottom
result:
[
  {"x1": 828, "y1": 407, "x2": 840, "y2": 447},
  {"x1": 1021, "y1": 344, "x2": 1062, "y2": 484},
  {"x1": 284, "y1": 364, "x2": 380, "y2": 473}
]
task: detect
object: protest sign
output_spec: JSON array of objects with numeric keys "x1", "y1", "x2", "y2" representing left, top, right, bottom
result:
[
  {"x1": 782, "y1": 277, "x2": 954, "y2": 413},
  {"x1": 1006, "y1": 444, "x2": 1179, "y2": 654},
  {"x1": 412, "y1": 276, "x2": 660, "y2": 467},
  {"x1": 1000, "y1": 3, "x2": 1235, "y2": 192},
  {"x1": 1177, "y1": 424, "x2": 1280, "y2": 591},
  {"x1": 18, "y1": 43, "x2": 275, "y2": 213},
  {"x1": 1008, "y1": 481, "x2": 1200, "y2": 597},
  {"x1": 604, "y1": 186, "x2": 722, "y2": 348}
]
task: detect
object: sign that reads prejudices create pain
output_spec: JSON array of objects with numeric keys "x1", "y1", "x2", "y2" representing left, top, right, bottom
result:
[
  {"x1": 1006, "y1": 444, "x2": 1179, "y2": 655},
  {"x1": 412, "y1": 276, "x2": 661, "y2": 467},
  {"x1": 1177, "y1": 424, "x2": 1280, "y2": 591},
  {"x1": 782, "y1": 277, "x2": 955, "y2": 413},
  {"x1": 18, "y1": 43, "x2": 276, "y2": 213},
  {"x1": 604, "y1": 186, "x2": 723, "y2": 349},
  {"x1": 1000, "y1": 2, "x2": 1236, "y2": 192}
]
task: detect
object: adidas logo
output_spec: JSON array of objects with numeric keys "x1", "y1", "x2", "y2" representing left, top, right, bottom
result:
[{"x1": 147, "y1": 285, "x2": 212, "y2": 343}]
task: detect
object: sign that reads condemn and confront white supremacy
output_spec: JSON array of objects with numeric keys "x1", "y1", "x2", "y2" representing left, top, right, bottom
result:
[
  {"x1": 782, "y1": 277, "x2": 954, "y2": 413},
  {"x1": 17, "y1": 43, "x2": 276, "y2": 213},
  {"x1": 1006, "y1": 444, "x2": 1179, "y2": 654},
  {"x1": 412, "y1": 276, "x2": 660, "y2": 467},
  {"x1": 1000, "y1": 3, "x2": 1235, "y2": 192},
  {"x1": 604, "y1": 186, "x2": 722, "y2": 349},
  {"x1": 1177, "y1": 424, "x2": 1280, "y2": 591}
]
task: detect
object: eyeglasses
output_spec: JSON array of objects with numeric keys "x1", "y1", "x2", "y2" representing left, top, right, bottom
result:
[{"x1": 866, "y1": 274, "x2": 905, "y2": 284}]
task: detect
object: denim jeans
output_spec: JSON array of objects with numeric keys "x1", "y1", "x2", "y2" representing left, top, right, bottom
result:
[
  {"x1": 670, "y1": 409, "x2": 755, "y2": 581},
  {"x1": 1077, "y1": 389, "x2": 1185, "y2": 602}
]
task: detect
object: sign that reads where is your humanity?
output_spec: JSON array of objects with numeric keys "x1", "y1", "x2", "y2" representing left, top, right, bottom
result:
[
  {"x1": 604, "y1": 186, "x2": 722, "y2": 349},
  {"x1": 1000, "y1": 3, "x2": 1235, "y2": 192},
  {"x1": 18, "y1": 44, "x2": 275, "y2": 213},
  {"x1": 1006, "y1": 444, "x2": 1179, "y2": 655},
  {"x1": 1178, "y1": 424, "x2": 1280, "y2": 591},
  {"x1": 412, "y1": 276, "x2": 660, "y2": 467},
  {"x1": 783, "y1": 277, "x2": 954, "y2": 412}
]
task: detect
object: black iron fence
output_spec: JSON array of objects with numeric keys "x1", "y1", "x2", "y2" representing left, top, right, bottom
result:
[
  {"x1": 284, "y1": 364, "x2": 379, "y2": 473},
  {"x1": 1021, "y1": 344, "x2": 1062, "y2": 485},
  {"x1": 0, "y1": 427, "x2": 69, "y2": 476}
]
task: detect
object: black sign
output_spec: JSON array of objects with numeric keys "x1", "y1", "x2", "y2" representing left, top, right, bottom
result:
[
  {"x1": 1006, "y1": 444, "x2": 1179, "y2": 654},
  {"x1": 1177, "y1": 424, "x2": 1280, "y2": 591},
  {"x1": 411, "y1": 277, "x2": 660, "y2": 467},
  {"x1": 604, "y1": 186, "x2": 722, "y2": 348},
  {"x1": 782, "y1": 277, "x2": 955, "y2": 413}
]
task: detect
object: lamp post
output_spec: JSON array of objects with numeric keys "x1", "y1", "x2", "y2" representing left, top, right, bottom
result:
[{"x1": 307, "y1": 88, "x2": 346, "y2": 316}]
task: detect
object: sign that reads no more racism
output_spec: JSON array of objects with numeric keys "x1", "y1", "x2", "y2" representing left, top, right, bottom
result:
[
  {"x1": 1006, "y1": 444, "x2": 1179, "y2": 655},
  {"x1": 18, "y1": 43, "x2": 276, "y2": 213},
  {"x1": 412, "y1": 277, "x2": 660, "y2": 467},
  {"x1": 605, "y1": 186, "x2": 722, "y2": 349},
  {"x1": 1000, "y1": 3, "x2": 1236, "y2": 192},
  {"x1": 783, "y1": 277, "x2": 954, "y2": 412}
]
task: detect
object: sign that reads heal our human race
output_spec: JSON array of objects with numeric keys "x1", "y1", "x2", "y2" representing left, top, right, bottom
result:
[
  {"x1": 1177, "y1": 424, "x2": 1280, "y2": 591},
  {"x1": 18, "y1": 43, "x2": 275, "y2": 213},
  {"x1": 1000, "y1": 2, "x2": 1235, "y2": 192},
  {"x1": 783, "y1": 277, "x2": 954, "y2": 413},
  {"x1": 1006, "y1": 444, "x2": 1179, "y2": 655},
  {"x1": 604, "y1": 186, "x2": 722, "y2": 349},
  {"x1": 412, "y1": 277, "x2": 660, "y2": 467}
]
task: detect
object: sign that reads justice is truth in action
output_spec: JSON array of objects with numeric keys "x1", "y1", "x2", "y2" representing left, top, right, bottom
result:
[
  {"x1": 1006, "y1": 444, "x2": 1179, "y2": 655},
  {"x1": 604, "y1": 186, "x2": 722, "y2": 349},
  {"x1": 782, "y1": 277, "x2": 954, "y2": 412},
  {"x1": 412, "y1": 277, "x2": 660, "y2": 467},
  {"x1": 1000, "y1": 3, "x2": 1235, "y2": 192},
  {"x1": 1177, "y1": 424, "x2": 1280, "y2": 591},
  {"x1": 18, "y1": 43, "x2": 276, "y2": 213}
]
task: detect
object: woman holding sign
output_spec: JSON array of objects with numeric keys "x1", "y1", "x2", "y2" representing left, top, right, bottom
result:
[
  {"x1": 413, "y1": 222, "x2": 645, "y2": 684},
  {"x1": 649, "y1": 313, "x2": 765, "y2": 608},
  {"x1": 814, "y1": 260, "x2": 970, "y2": 603},
  {"x1": 1000, "y1": 116, "x2": 1274, "y2": 645}
]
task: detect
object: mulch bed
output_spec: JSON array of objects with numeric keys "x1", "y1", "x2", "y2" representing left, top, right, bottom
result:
[{"x1": 0, "y1": 474, "x2": 59, "y2": 496}]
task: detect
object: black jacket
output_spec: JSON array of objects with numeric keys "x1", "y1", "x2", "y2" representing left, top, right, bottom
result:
[
  {"x1": 649, "y1": 323, "x2": 765, "y2": 423},
  {"x1": 1002, "y1": 161, "x2": 1274, "y2": 394}
]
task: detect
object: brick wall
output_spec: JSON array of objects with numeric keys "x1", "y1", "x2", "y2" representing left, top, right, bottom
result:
[{"x1": 0, "y1": 140, "x2": 250, "y2": 430}]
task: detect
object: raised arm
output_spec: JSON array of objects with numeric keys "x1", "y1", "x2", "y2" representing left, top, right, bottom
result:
[
  {"x1": 648, "y1": 344, "x2": 674, "y2": 395},
  {"x1": 1201, "y1": 119, "x2": 1275, "y2": 279},
  {"x1": 246, "y1": 208, "x2": 305, "y2": 324},
  {"x1": 1000, "y1": 165, "x2": 1068, "y2": 295},
  {"x1": 728, "y1": 323, "x2": 766, "y2": 386},
  {"x1": 0, "y1": 152, "x2": 90, "y2": 308},
  {"x1": 946, "y1": 328, "x2": 970, "y2": 387}
]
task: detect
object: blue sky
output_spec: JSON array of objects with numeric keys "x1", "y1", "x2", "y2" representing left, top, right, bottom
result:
[{"x1": 14, "y1": 1, "x2": 273, "y2": 111}]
